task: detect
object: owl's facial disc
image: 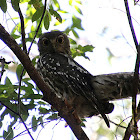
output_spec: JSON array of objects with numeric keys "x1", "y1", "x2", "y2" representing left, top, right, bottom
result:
[
  {"x1": 50, "y1": 34, "x2": 65, "y2": 53},
  {"x1": 38, "y1": 31, "x2": 70, "y2": 55}
]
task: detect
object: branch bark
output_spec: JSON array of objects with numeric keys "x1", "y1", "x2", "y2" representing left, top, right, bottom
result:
[{"x1": 0, "y1": 24, "x2": 89, "y2": 140}]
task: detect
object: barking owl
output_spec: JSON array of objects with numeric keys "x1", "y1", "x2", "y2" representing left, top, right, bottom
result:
[{"x1": 37, "y1": 31, "x2": 114, "y2": 127}]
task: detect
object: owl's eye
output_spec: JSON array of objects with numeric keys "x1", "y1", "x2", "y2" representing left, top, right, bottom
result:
[
  {"x1": 42, "y1": 38, "x2": 49, "y2": 45},
  {"x1": 57, "y1": 35, "x2": 64, "y2": 44}
]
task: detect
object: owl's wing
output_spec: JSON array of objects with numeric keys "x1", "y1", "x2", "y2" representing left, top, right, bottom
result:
[{"x1": 38, "y1": 53, "x2": 110, "y2": 127}]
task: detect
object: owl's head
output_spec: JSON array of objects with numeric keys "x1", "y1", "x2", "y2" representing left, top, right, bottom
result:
[{"x1": 38, "y1": 31, "x2": 70, "y2": 55}]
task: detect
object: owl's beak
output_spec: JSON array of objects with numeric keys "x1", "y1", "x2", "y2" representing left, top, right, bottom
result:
[{"x1": 48, "y1": 39, "x2": 57, "y2": 53}]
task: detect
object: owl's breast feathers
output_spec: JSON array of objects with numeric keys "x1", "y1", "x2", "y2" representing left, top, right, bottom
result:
[
  {"x1": 38, "y1": 53, "x2": 91, "y2": 96},
  {"x1": 37, "y1": 53, "x2": 114, "y2": 127}
]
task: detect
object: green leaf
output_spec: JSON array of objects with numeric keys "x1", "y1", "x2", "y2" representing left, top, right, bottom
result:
[
  {"x1": 5, "y1": 77, "x2": 12, "y2": 85},
  {"x1": 38, "y1": 116, "x2": 44, "y2": 127},
  {"x1": 21, "y1": 114, "x2": 28, "y2": 121},
  {"x1": 72, "y1": 29, "x2": 79, "y2": 38},
  {"x1": 23, "y1": 94, "x2": 42, "y2": 100},
  {"x1": 37, "y1": 100, "x2": 46, "y2": 105},
  {"x1": 32, "y1": 7, "x2": 44, "y2": 22},
  {"x1": 0, "y1": 121, "x2": 2, "y2": 128},
  {"x1": 0, "y1": 85, "x2": 14, "y2": 96},
  {"x1": 29, "y1": 0, "x2": 42, "y2": 10},
  {"x1": 3, "y1": 126, "x2": 14, "y2": 139},
  {"x1": 4, "y1": 77, "x2": 15, "y2": 95},
  {"x1": 58, "y1": 10, "x2": 68, "y2": 14},
  {"x1": 16, "y1": 103, "x2": 28, "y2": 115},
  {"x1": 49, "y1": 9, "x2": 62, "y2": 23},
  {"x1": 16, "y1": 64, "x2": 26, "y2": 81},
  {"x1": 0, "y1": 91, "x2": 9, "y2": 99},
  {"x1": 22, "y1": 79, "x2": 34, "y2": 89},
  {"x1": 69, "y1": 38, "x2": 77, "y2": 44},
  {"x1": 71, "y1": 45, "x2": 94, "y2": 59},
  {"x1": 26, "y1": 100, "x2": 35, "y2": 109},
  {"x1": 11, "y1": 34, "x2": 21, "y2": 39},
  {"x1": 20, "y1": 86, "x2": 34, "y2": 95},
  {"x1": 0, "y1": 0, "x2": 7, "y2": 13},
  {"x1": 21, "y1": 0, "x2": 30, "y2": 3},
  {"x1": 44, "y1": 12, "x2": 50, "y2": 30},
  {"x1": 52, "y1": 0, "x2": 60, "y2": 8},
  {"x1": 32, "y1": 116, "x2": 37, "y2": 131},
  {"x1": 32, "y1": 56, "x2": 39, "y2": 66},
  {"x1": 74, "y1": 5, "x2": 82, "y2": 15},
  {"x1": 75, "y1": 0, "x2": 82, "y2": 4},
  {"x1": 81, "y1": 45, "x2": 95, "y2": 52},
  {"x1": 39, "y1": 107, "x2": 51, "y2": 114},
  {"x1": 47, "y1": 113, "x2": 58, "y2": 120},
  {"x1": 69, "y1": 0, "x2": 73, "y2": 6},
  {"x1": 11, "y1": 0, "x2": 20, "y2": 11},
  {"x1": 72, "y1": 16, "x2": 84, "y2": 30}
]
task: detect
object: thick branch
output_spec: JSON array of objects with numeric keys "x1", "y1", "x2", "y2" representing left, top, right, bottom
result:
[
  {"x1": 92, "y1": 72, "x2": 140, "y2": 101},
  {"x1": 0, "y1": 24, "x2": 89, "y2": 140}
]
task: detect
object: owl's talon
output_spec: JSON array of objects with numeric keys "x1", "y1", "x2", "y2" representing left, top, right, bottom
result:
[
  {"x1": 64, "y1": 99, "x2": 73, "y2": 111},
  {"x1": 72, "y1": 110, "x2": 81, "y2": 125}
]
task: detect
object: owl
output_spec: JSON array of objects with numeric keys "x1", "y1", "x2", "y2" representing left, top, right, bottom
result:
[{"x1": 37, "y1": 31, "x2": 114, "y2": 127}]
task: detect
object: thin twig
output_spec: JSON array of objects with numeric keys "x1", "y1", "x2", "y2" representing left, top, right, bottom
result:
[
  {"x1": 0, "y1": 101, "x2": 34, "y2": 140},
  {"x1": 18, "y1": 5, "x2": 27, "y2": 53},
  {"x1": 123, "y1": 119, "x2": 132, "y2": 140},
  {"x1": 12, "y1": 120, "x2": 52, "y2": 140},
  {"x1": 124, "y1": 0, "x2": 139, "y2": 48},
  {"x1": 123, "y1": 102, "x2": 140, "y2": 140},
  {"x1": 17, "y1": 69, "x2": 25, "y2": 115},
  {"x1": 18, "y1": 5, "x2": 26, "y2": 116},
  {"x1": 28, "y1": 0, "x2": 47, "y2": 54},
  {"x1": 124, "y1": 0, "x2": 139, "y2": 139}
]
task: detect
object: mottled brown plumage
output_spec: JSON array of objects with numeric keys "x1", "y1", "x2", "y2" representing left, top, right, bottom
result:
[{"x1": 37, "y1": 31, "x2": 114, "y2": 127}]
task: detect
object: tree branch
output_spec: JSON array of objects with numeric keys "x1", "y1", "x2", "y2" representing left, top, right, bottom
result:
[
  {"x1": 17, "y1": 4, "x2": 27, "y2": 117},
  {"x1": 18, "y1": 5, "x2": 27, "y2": 53},
  {"x1": 124, "y1": 0, "x2": 139, "y2": 139},
  {"x1": 0, "y1": 24, "x2": 89, "y2": 140}
]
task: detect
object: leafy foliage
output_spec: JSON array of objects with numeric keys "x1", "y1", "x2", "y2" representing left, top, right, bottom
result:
[
  {"x1": 0, "y1": 0, "x2": 7, "y2": 13},
  {"x1": 0, "y1": 0, "x2": 94, "y2": 139},
  {"x1": 71, "y1": 45, "x2": 94, "y2": 59}
]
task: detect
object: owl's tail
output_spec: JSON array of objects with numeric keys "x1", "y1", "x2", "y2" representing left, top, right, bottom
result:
[{"x1": 93, "y1": 97, "x2": 110, "y2": 128}]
